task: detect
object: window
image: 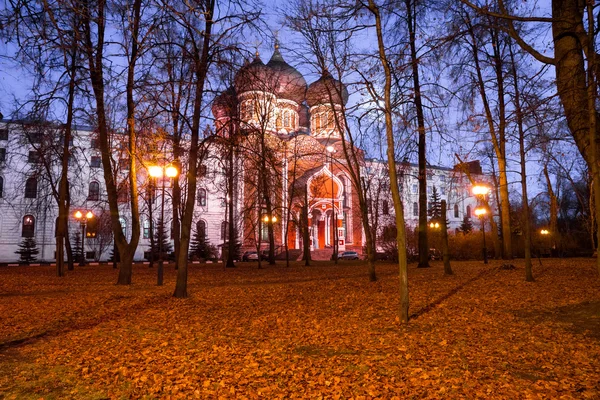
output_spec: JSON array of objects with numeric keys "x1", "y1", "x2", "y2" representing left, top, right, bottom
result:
[
  {"x1": 315, "y1": 113, "x2": 321, "y2": 130},
  {"x1": 119, "y1": 158, "x2": 129, "y2": 170},
  {"x1": 454, "y1": 204, "x2": 459, "y2": 218},
  {"x1": 88, "y1": 181, "x2": 100, "y2": 201},
  {"x1": 327, "y1": 111, "x2": 334, "y2": 129},
  {"x1": 261, "y1": 221, "x2": 269, "y2": 241},
  {"x1": 198, "y1": 164, "x2": 207, "y2": 177},
  {"x1": 28, "y1": 151, "x2": 40, "y2": 164},
  {"x1": 0, "y1": 148, "x2": 5, "y2": 162},
  {"x1": 197, "y1": 188, "x2": 207, "y2": 206},
  {"x1": 413, "y1": 202, "x2": 418, "y2": 217},
  {"x1": 0, "y1": 176, "x2": 3, "y2": 198},
  {"x1": 28, "y1": 131, "x2": 43, "y2": 143},
  {"x1": 25, "y1": 177, "x2": 37, "y2": 198},
  {"x1": 117, "y1": 182, "x2": 128, "y2": 203},
  {"x1": 338, "y1": 176, "x2": 347, "y2": 208},
  {"x1": 91, "y1": 156, "x2": 101, "y2": 168},
  {"x1": 0, "y1": 129, "x2": 8, "y2": 140},
  {"x1": 382, "y1": 200, "x2": 389, "y2": 215},
  {"x1": 440, "y1": 186, "x2": 445, "y2": 195},
  {"x1": 143, "y1": 219, "x2": 151, "y2": 239},
  {"x1": 22, "y1": 215, "x2": 35, "y2": 237},
  {"x1": 119, "y1": 217, "x2": 128, "y2": 238},
  {"x1": 466, "y1": 205, "x2": 471, "y2": 219},
  {"x1": 427, "y1": 186, "x2": 432, "y2": 194},
  {"x1": 90, "y1": 138, "x2": 100, "y2": 149},
  {"x1": 440, "y1": 175, "x2": 446, "y2": 182},
  {"x1": 197, "y1": 220, "x2": 206, "y2": 239},
  {"x1": 412, "y1": 184, "x2": 417, "y2": 194},
  {"x1": 283, "y1": 110, "x2": 290, "y2": 127},
  {"x1": 221, "y1": 221, "x2": 228, "y2": 240}
]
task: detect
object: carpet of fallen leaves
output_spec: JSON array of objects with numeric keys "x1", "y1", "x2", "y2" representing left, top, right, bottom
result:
[{"x1": 1, "y1": 258, "x2": 599, "y2": 399}]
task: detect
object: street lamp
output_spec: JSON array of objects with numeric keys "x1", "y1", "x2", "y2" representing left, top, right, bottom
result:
[
  {"x1": 73, "y1": 210, "x2": 94, "y2": 266},
  {"x1": 540, "y1": 229, "x2": 549, "y2": 235},
  {"x1": 472, "y1": 184, "x2": 491, "y2": 197},
  {"x1": 263, "y1": 215, "x2": 277, "y2": 223},
  {"x1": 429, "y1": 221, "x2": 440, "y2": 229},
  {"x1": 326, "y1": 145, "x2": 338, "y2": 263},
  {"x1": 148, "y1": 163, "x2": 178, "y2": 286},
  {"x1": 474, "y1": 206, "x2": 488, "y2": 264}
]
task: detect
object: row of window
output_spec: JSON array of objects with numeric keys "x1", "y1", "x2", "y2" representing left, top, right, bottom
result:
[
  {"x1": 239, "y1": 100, "x2": 299, "y2": 131},
  {"x1": 410, "y1": 184, "x2": 447, "y2": 195},
  {"x1": 377, "y1": 200, "x2": 474, "y2": 219},
  {"x1": 141, "y1": 219, "x2": 226, "y2": 242}
]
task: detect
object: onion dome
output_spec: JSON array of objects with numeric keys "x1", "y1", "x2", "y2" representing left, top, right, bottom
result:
[
  {"x1": 211, "y1": 86, "x2": 237, "y2": 119},
  {"x1": 266, "y1": 43, "x2": 307, "y2": 104},
  {"x1": 233, "y1": 53, "x2": 271, "y2": 94},
  {"x1": 306, "y1": 70, "x2": 349, "y2": 107}
]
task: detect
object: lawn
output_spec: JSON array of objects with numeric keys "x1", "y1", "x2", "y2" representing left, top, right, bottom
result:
[{"x1": 0, "y1": 258, "x2": 599, "y2": 399}]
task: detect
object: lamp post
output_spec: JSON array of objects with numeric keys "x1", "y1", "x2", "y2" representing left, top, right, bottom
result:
[
  {"x1": 474, "y1": 207, "x2": 488, "y2": 264},
  {"x1": 472, "y1": 184, "x2": 491, "y2": 263},
  {"x1": 73, "y1": 210, "x2": 94, "y2": 266},
  {"x1": 429, "y1": 221, "x2": 440, "y2": 229},
  {"x1": 148, "y1": 164, "x2": 178, "y2": 286},
  {"x1": 327, "y1": 145, "x2": 338, "y2": 263}
]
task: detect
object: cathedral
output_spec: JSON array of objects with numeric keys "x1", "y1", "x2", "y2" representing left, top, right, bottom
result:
[
  {"x1": 210, "y1": 44, "x2": 485, "y2": 259},
  {"x1": 0, "y1": 45, "x2": 485, "y2": 263},
  {"x1": 211, "y1": 44, "x2": 362, "y2": 257}
]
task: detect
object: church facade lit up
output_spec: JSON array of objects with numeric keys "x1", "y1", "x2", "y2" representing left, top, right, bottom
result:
[{"x1": 0, "y1": 45, "x2": 486, "y2": 262}]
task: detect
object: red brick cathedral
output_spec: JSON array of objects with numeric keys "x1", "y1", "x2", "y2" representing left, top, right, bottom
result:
[{"x1": 212, "y1": 44, "x2": 361, "y2": 257}]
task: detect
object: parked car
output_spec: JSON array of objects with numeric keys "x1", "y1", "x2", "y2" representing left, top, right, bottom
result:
[
  {"x1": 242, "y1": 251, "x2": 259, "y2": 261},
  {"x1": 260, "y1": 249, "x2": 270, "y2": 260},
  {"x1": 339, "y1": 251, "x2": 360, "y2": 260}
]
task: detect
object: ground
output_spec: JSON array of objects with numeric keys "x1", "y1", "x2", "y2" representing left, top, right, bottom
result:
[{"x1": 0, "y1": 258, "x2": 599, "y2": 399}]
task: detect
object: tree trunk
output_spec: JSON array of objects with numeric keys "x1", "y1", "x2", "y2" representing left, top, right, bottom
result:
[
  {"x1": 405, "y1": 0, "x2": 429, "y2": 269},
  {"x1": 174, "y1": 1, "x2": 215, "y2": 298},
  {"x1": 226, "y1": 139, "x2": 236, "y2": 269},
  {"x1": 466, "y1": 18, "x2": 512, "y2": 259},
  {"x1": 369, "y1": 0, "x2": 409, "y2": 323},
  {"x1": 441, "y1": 201, "x2": 452, "y2": 275},
  {"x1": 543, "y1": 164, "x2": 558, "y2": 250},
  {"x1": 509, "y1": 44, "x2": 533, "y2": 281},
  {"x1": 303, "y1": 185, "x2": 311, "y2": 266}
]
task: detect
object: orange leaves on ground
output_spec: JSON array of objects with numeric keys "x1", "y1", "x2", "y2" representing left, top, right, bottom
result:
[{"x1": 0, "y1": 259, "x2": 599, "y2": 398}]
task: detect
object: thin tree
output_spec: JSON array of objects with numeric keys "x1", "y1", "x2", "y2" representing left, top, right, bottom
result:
[{"x1": 366, "y1": 0, "x2": 410, "y2": 323}]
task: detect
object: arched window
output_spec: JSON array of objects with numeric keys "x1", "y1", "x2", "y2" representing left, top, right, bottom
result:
[
  {"x1": 283, "y1": 110, "x2": 290, "y2": 127},
  {"x1": 119, "y1": 217, "x2": 128, "y2": 238},
  {"x1": 0, "y1": 176, "x2": 3, "y2": 198},
  {"x1": 221, "y1": 221, "x2": 228, "y2": 240},
  {"x1": 88, "y1": 181, "x2": 100, "y2": 201},
  {"x1": 466, "y1": 205, "x2": 471, "y2": 219},
  {"x1": 413, "y1": 202, "x2": 418, "y2": 217},
  {"x1": 143, "y1": 219, "x2": 151, "y2": 239},
  {"x1": 338, "y1": 175, "x2": 347, "y2": 208},
  {"x1": 197, "y1": 220, "x2": 207, "y2": 239},
  {"x1": 291, "y1": 113, "x2": 296, "y2": 129},
  {"x1": 454, "y1": 204, "x2": 459, "y2": 218},
  {"x1": 327, "y1": 111, "x2": 334, "y2": 129},
  {"x1": 382, "y1": 200, "x2": 389, "y2": 215},
  {"x1": 22, "y1": 215, "x2": 35, "y2": 237},
  {"x1": 314, "y1": 113, "x2": 321, "y2": 130},
  {"x1": 197, "y1": 188, "x2": 207, "y2": 206},
  {"x1": 24, "y1": 177, "x2": 37, "y2": 198}
]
